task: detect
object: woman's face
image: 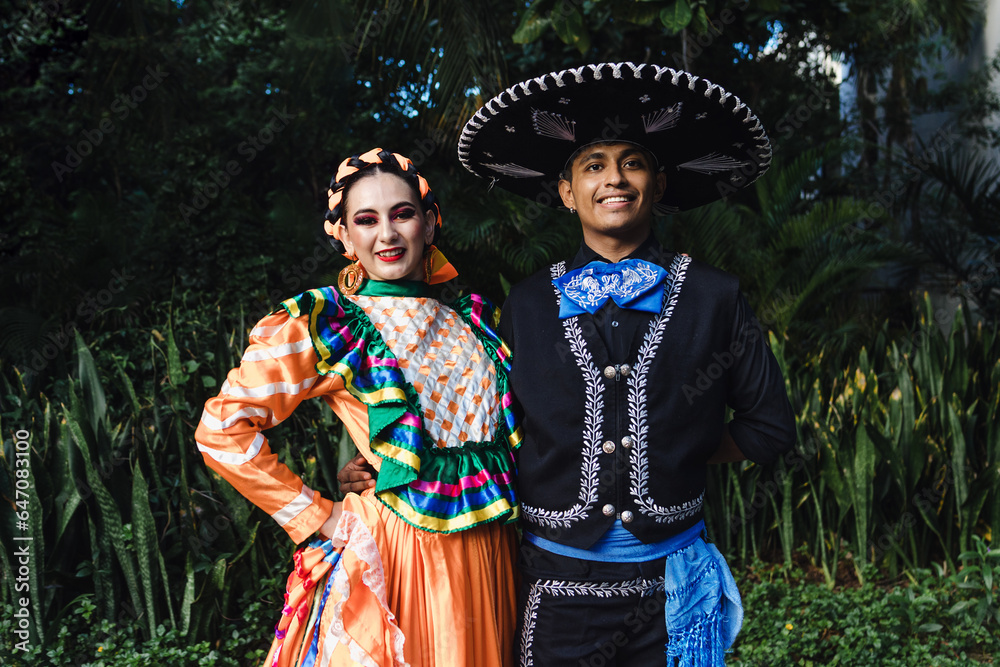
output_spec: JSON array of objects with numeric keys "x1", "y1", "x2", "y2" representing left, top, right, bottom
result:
[{"x1": 340, "y1": 172, "x2": 436, "y2": 282}]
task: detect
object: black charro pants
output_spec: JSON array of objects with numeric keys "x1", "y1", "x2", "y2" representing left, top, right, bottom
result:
[{"x1": 516, "y1": 541, "x2": 669, "y2": 666}]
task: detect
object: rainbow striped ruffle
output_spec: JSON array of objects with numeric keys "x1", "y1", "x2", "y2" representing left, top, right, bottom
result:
[{"x1": 280, "y1": 287, "x2": 521, "y2": 534}]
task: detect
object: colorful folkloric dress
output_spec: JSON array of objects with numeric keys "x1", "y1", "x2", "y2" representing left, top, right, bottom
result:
[{"x1": 195, "y1": 279, "x2": 522, "y2": 666}]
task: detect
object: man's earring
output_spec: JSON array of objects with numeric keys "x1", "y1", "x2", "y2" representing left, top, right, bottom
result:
[{"x1": 569, "y1": 207, "x2": 577, "y2": 214}]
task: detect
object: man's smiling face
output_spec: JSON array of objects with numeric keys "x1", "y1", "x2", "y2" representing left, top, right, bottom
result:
[{"x1": 558, "y1": 142, "x2": 666, "y2": 248}]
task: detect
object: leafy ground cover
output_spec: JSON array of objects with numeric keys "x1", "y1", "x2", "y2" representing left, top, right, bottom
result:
[
  {"x1": 0, "y1": 570, "x2": 284, "y2": 666},
  {"x1": 732, "y1": 546, "x2": 1000, "y2": 666}
]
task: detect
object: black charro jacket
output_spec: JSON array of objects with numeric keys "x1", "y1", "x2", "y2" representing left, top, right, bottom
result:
[{"x1": 499, "y1": 237, "x2": 796, "y2": 549}]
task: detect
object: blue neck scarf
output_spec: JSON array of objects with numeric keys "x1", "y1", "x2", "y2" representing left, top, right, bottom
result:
[{"x1": 553, "y1": 258, "x2": 667, "y2": 319}]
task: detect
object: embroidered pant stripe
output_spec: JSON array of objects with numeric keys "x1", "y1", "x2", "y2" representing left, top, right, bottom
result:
[
  {"x1": 197, "y1": 432, "x2": 265, "y2": 465},
  {"x1": 271, "y1": 485, "x2": 315, "y2": 526},
  {"x1": 519, "y1": 576, "x2": 664, "y2": 665}
]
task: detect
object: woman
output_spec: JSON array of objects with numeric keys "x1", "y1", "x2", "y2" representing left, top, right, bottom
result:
[{"x1": 195, "y1": 148, "x2": 521, "y2": 666}]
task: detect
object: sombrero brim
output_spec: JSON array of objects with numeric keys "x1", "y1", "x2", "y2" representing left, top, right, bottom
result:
[{"x1": 458, "y1": 62, "x2": 771, "y2": 213}]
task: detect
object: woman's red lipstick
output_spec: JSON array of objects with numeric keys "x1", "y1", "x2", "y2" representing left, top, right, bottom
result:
[{"x1": 376, "y1": 248, "x2": 405, "y2": 262}]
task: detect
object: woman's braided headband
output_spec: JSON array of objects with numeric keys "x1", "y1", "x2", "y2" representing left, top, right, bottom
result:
[{"x1": 324, "y1": 147, "x2": 442, "y2": 256}]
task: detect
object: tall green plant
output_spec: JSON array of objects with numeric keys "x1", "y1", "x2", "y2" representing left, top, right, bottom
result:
[
  {"x1": 0, "y1": 293, "x2": 346, "y2": 649},
  {"x1": 708, "y1": 295, "x2": 999, "y2": 584}
]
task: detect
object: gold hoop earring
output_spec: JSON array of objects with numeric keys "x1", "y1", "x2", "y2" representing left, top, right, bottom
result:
[
  {"x1": 423, "y1": 246, "x2": 435, "y2": 283},
  {"x1": 338, "y1": 261, "x2": 366, "y2": 295}
]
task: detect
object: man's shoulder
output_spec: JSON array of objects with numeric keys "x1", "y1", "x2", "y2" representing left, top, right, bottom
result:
[
  {"x1": 673, "y1": 254, "x2": 741, "y2": 296},
  {"x1": 643, "y1": 241, "x2": 740, "y2": 290}
]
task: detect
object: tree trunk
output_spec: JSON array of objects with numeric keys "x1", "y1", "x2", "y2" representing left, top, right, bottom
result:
[{"x1": 856, "y1": 65, "x2": 881, "y2": 173}]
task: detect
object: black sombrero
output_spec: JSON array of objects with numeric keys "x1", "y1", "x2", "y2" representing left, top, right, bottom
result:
[{"x1": 458, "y1": 61, "x2": 771, "y2": 214}]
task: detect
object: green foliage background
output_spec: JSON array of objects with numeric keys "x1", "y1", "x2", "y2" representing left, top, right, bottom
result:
[{"x1": 1, "y1": 0, "x2": 998, "y2": 663}]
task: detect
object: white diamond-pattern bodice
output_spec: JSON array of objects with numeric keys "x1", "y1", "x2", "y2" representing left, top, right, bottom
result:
[{"x1": 350, "y1": 295, "x2": 499, "y2": 448}]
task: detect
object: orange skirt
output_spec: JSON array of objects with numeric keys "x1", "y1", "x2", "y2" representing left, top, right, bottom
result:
[{"x1": 264, "y1": 489, "x2": 518, "y2": 667}]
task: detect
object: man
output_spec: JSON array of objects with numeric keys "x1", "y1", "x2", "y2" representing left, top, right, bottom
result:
[{"x1": 346, "y1": 62, "x2": 796, "y2": 665}]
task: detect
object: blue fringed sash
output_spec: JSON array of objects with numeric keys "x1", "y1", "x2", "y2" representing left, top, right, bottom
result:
[{"x1": 663, "y1": 533, "x2": 743, "y2": 666}]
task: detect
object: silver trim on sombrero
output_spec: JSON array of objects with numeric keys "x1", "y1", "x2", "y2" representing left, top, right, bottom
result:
[{"x1": 458, "y1": 61, "x2": 772, "y2": 183}]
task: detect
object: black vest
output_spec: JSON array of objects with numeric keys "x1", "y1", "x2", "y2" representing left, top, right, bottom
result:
[{"x1": 502, "y1": 252, "x2": 792, "y2": 549}]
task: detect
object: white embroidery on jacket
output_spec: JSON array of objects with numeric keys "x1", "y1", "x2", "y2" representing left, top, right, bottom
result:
[
  {"x1": 520, "y1": 262, "x2": 603, "y2": 528},
  {"x1": 628, "y1": 254, "x2": 705, "y2": 522}
]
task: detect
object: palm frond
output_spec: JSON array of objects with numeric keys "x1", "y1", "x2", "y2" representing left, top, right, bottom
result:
[
  {"x1": 0, "y1": 307, "x2": 48, "y2": 363},
  {"x1": 912, "y1": 145, "x2": 1000, "y2": 236},
  {"x1": 754, "y1": 141, "x2": 846, "y2": 230},
  {"x1": 352, "y1": 0, "x2": 509, "y2": 138},
  {"x1": 663, "y1": 201, "x2": 744, "y2": 271}
]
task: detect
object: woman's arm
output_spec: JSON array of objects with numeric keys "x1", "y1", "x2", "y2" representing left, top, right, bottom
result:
[
  {"x1": 196, "y1": 309, "x2": 341, "y2": 543},
  {"x1": 318, "y1": 502, "x2": 344, "y2": 540}
]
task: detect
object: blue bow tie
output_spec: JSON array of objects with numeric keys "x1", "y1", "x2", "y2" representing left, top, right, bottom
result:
[{"x1": 553, "y1": 258, "x2": 668, "y2": 319}]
